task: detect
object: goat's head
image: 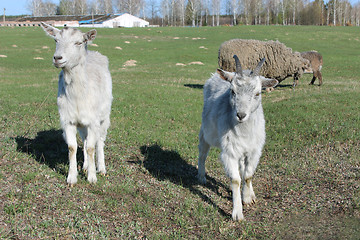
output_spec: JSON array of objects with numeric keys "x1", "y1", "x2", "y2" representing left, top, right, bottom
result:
[
  {"x1": 217, "y1": 55, "x2": 278, "y2": 123},
  {"x1": 302, "y1": 59, "x2": 313, "y2": 74},
  {"x1": 40, "y1": 22, "x2": 96, "y2": 69},
  {"x1": 295, "y1": 52, "x2": 312, "y2": 74}
]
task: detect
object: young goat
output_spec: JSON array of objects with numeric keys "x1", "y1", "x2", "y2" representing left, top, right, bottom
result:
[
  {"x1": 301, "y1": 51, "x2": 323, "y2": 86},
  {"x1": 41, "y1": 22, "x2": 113, "y2": 186},
  {"x1": 198, "y1": 56, "x2": 278, "y2": 221}
]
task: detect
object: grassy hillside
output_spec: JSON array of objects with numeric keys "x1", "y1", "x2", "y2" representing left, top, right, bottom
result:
[{"x1": 0, "y1": 25, "x2": 359, "y2": 239}]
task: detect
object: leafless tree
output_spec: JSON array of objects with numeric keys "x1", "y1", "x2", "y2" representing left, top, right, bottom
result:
[
  {"x1": 147, "y1": 0, "x2": 159, "y2": 19},
  {"x1": 351, "y1": 2, "x2": 360, "y2": 26},
  {"x1": 265, "y1": 0, "x2": 271, "y2": 24},
  {"x1": 333, "y1": 0, "x2": 337, "y2": 25},
  {"x1": 28, "y1": 0, "x2": 57, "y2": 16},
  {"x1": 59, "y1": 0, "x2": 75, "y2": 15},
  {"x1": 177, "y1": 0, "x2": 187, "y2": 26},
  {"x1": 320, "y1": 0, "x2": 325, "y2": 25},
  {"x1": 43, "y1": 1, "x2": 57, "y2": 15},
  {"x1": 243, "y1": 0, "x2": 251, "y2": 25},
  {"x1": 280, "y1": 0, "x2": 287, "y2": 24},
  {"x1": 202, "y1": 0, "x2": 210, "y2": 26},
  {"x1": 341, "y1": 0, "x2": 351, "y2": 25},
  {"x1": 161, "y1": 0, "x2": 170, "y2": 25},
  {"x1": 141, "y1": 0, "x2": 146, "y2": 19},
  {"x1": 89, "y1": 0, "x2": 101, "y2": 14},
  {"x1": 116, "y1": 0, "x2": 143, "y2": 15},
  {"x1": 171, "y1": 0, "x2": 176, "y2": 25},
  {"x1": 292, "y1": 0, "x2": 297, "y2": 24},
  {"x1": 230, "y1": 0, "x2": 238, "y2": 25},
  {"x1": 254, "y1": 0, "x2": 263, "y2": 24},
  {"x1": 74, "y1": 0, "x2": 88, "y2": 15},
  {"x1": 188, "y1": 0, "x2": 201, "y2": 26},
  {"x1": 28, "y1": 0, "x2": 43, "y2": 16},
  {"x1": 98, "y1": 0, "x2": 113, "y2": 14},
  {"x1": 212, "y1": 0, "x2": 221, "y2": 26}
]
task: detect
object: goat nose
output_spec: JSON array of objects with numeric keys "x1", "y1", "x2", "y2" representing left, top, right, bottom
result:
[
  {"x1": 54, "y1": 56, "x2": 63, "y2": 61},
  {"x1": 237, "y1": 113, "x2": 247, "y2": 121}
]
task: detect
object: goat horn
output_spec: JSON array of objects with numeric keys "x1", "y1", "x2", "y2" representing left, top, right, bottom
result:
[
  {"x1": 233, "y1": 55, "x2": 243, "y2": 77},
  {"x1": 252, "y1": 58, "x2": 266, "y2": 76}
]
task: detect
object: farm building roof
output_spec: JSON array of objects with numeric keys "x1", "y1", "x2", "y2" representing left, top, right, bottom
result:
[
  {"x1": 12, "y1": 13, "x2": 149, "y2": 28},
  {"x1": 18, "y1": 14, "x2": 121, "y2": 24}
]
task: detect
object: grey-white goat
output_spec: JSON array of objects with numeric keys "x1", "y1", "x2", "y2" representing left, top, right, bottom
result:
[
  {"x1": 41, "y1": 22, "x2": 113, "y2": 186},
  {"x1": 198, "y1": 56, "x2": 278, "y2": 221}
]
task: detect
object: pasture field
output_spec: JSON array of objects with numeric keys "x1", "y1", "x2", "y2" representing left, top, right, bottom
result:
[{"x1": 0, "y1": 25, "x2": 359, "y2": 239}]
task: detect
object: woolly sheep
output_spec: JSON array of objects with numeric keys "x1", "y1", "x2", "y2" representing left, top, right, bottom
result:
[
  {"x1": 197, "y1": 55, "x2": 278, "y2": 221},
  {"x1": 299, "y1": 51, "x2": 323, "y2": 86},
  {"x1": 218, "y1": 39, "x2": 311, "y2": 84},
  {"x1": 41, "y1": 22, "x2": 113, "y2": 186}
]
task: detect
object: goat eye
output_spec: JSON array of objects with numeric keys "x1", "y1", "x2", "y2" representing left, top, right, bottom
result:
[
  {"x1": 255, "y1": 93, "x2": 260, "y2": 97},
  {"x1": 75, "y1": 42, "x2": 82, "y2": 46}
]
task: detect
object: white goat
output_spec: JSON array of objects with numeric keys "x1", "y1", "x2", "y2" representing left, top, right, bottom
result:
[
  {"x1": 41, "y1": 22, "x2": 113, "y2": 185},
  {"x1": 198, "y1": 55, "x2": 278, "y2": 221}
]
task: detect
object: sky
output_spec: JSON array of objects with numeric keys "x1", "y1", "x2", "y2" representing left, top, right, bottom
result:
[
  {"x1": 0, "y1": 0, "x2": 359, "y2": 16},
  {"x1": 0, "y1": 0, "x2": 60, "y2": 16}
]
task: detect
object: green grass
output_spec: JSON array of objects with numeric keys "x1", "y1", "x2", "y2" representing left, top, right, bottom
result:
[{"x1": 0, "y1": 25, "x2": 359, "y2": 239}]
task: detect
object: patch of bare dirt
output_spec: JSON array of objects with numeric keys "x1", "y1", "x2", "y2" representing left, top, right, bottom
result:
[
  {"x1": 176, "y1": 62, "x2": 204, "y2": 66},
  {"x1": 188, "y1": 61, "x2": 204, "y2": 65},
  {"x1": 123, "y1": 60, "x2": 137, "y2": 67}
]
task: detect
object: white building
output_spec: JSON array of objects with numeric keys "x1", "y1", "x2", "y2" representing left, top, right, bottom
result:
[
  {"x1": 14, "y1": 13, "x2": 150, "y2": 28},
  {"x1": 80, "y1": 13, "x2": 149, "y2": 28}
]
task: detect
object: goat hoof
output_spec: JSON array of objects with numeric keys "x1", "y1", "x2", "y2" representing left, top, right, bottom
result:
[
  {"x1": 87, "y1": 175, "x2": 97, "y2": 184},
  {"x1": 243, "y1": 200, "x2": 256, "y2": 206},
  {"x1": 98, "y1": 168, "x2": 107, "y2": 176},
  {"x1": 67, "y1": 174, "x2": 78, "y2": 186},
  {"x1": 232, "y1": 211, "x2": 244, "y2": 222},
  {"x1": 242, "y1": 197, "x2": 257, "y2": 206}
]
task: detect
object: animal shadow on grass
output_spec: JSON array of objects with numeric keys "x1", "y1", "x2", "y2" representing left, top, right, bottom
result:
[
  {"x1": 139, "y1": 144, "x2": 230, "y2": 218},
  {"x1": 184, "y1": 84, "x2": 204, "y2": 89},
  {"x1": 277, "y1": 83, "x2": 293, "y2": 89},
  {"x1": 15, "y1": 129, "x2": 80, "y2": 177}
]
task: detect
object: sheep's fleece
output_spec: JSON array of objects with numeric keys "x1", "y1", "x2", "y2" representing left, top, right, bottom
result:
[{"x1": 218, "y1": 39, "x2": 310, "y2": 82}]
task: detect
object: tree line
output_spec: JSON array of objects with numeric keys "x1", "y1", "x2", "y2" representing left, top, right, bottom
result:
[{"x1": 27, "y1": 0, "x2": 360, "y2": 26}]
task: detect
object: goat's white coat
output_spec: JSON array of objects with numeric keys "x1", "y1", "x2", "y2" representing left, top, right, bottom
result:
[
  {"x1": 198, "y1": 62, "x2": 277, "y2": 221},
  {"x1": 41, "y1": 22, "x2": 113, "y2": 185}
]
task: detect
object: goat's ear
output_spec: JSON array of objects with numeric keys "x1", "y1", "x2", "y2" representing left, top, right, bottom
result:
[
  {"x1": 261, "y1": 78, "x2": 278, "y2": 88},
  {"x1": 40, "y1": 22, "x2": 60, "y2": 38},
  {"x1": 217, "y1": 69, "x2": 234, "y2": 83},
  {"x1": 84, "y1": 29, "x2": 97, "y2": 43}
]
